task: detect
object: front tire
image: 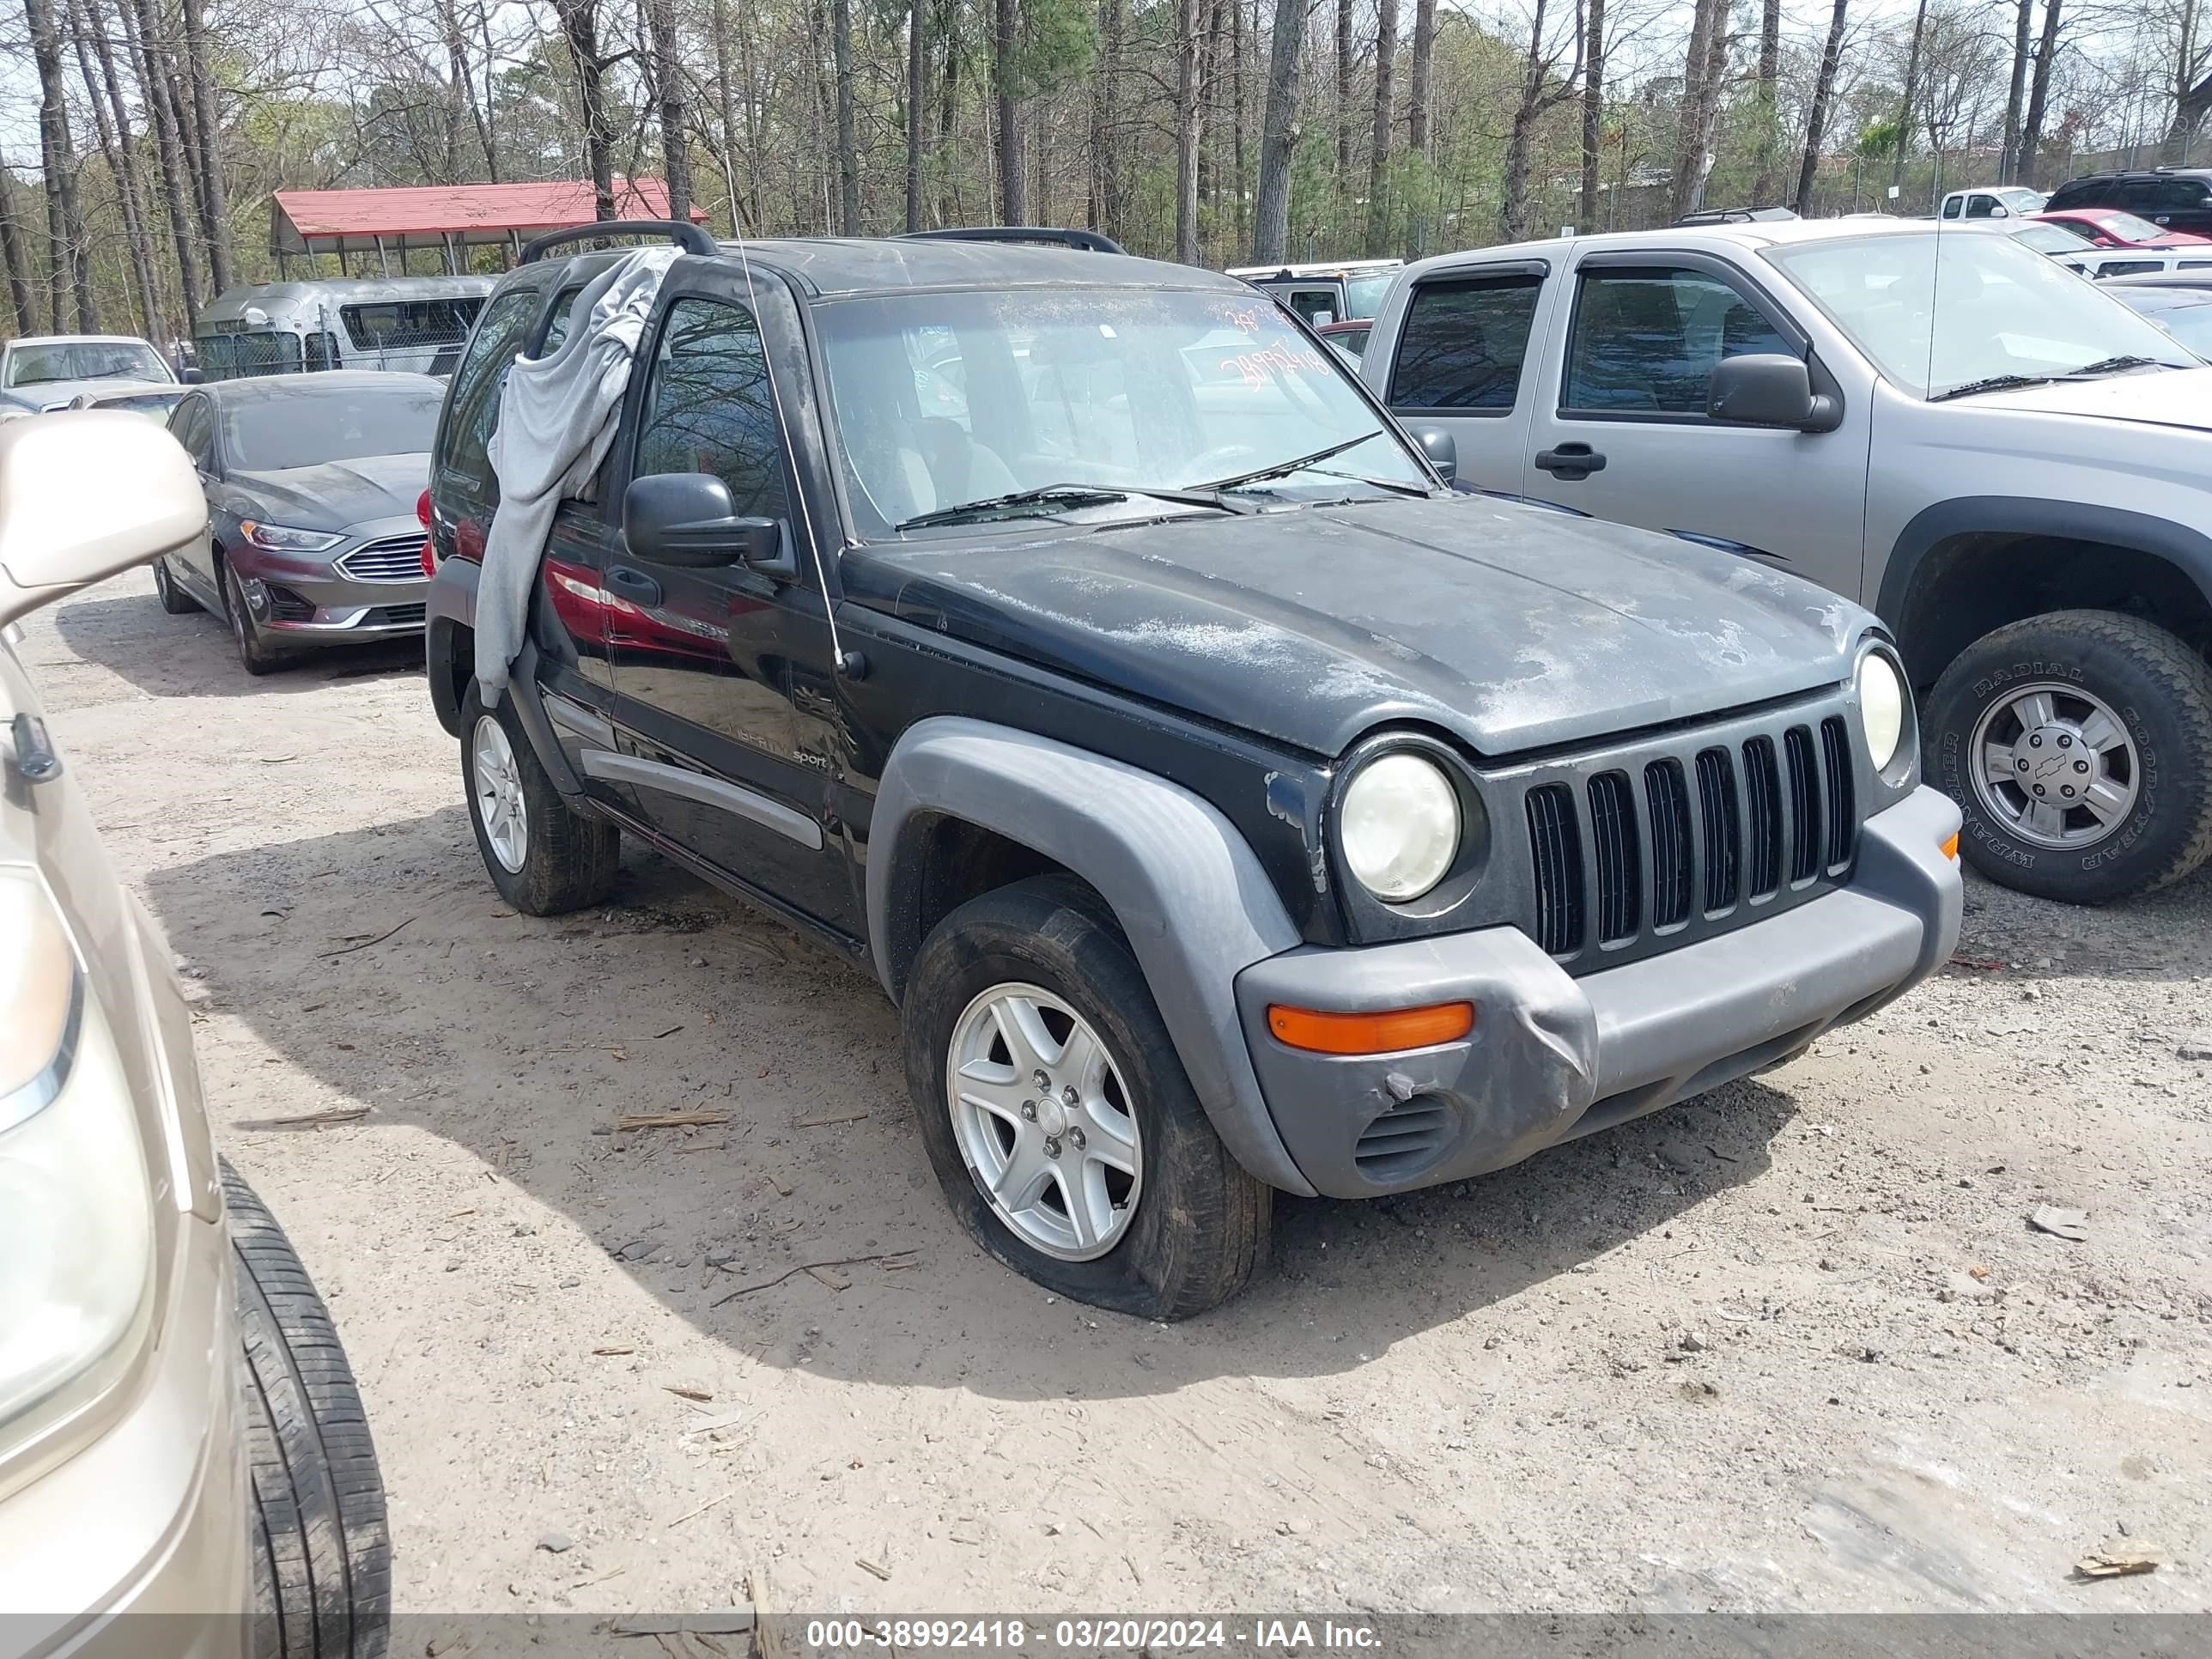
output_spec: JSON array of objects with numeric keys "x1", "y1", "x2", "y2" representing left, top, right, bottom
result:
[
  {"x1": 902, "y1": 875, "x2": 1271, "y2": 1319},
  {"x1": 222, "y1": 558, "x2": 295, "y2": 677},
  {"x1": 153, "y1": 555, "x2": 199, "y2": 614},
  {"x1": 460, "y1": 684, "x2": 618, "y2": 915},
  {"x1": 227, "y1": 1162, "x2": 390, "y2": 1659},
  {"x1": 1927, "y1": 609, "x2": 2212, "y2": 902}
]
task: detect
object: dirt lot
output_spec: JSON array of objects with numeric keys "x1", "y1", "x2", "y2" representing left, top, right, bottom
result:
[{"x1": 26, "y1": 569, "x2": 2212, "y2": 1619}]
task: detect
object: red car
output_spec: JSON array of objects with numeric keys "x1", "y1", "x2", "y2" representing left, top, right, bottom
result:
[{"x1": 2030, "y1": 208, "x2": 2212, "y2": 249}]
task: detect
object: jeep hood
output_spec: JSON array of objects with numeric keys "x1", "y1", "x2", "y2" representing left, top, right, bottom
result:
[
  {"x1": 1968, "y1": 365, "x2": 2212, "y2": 431},
  {"x1": 842, "y1": 495, "x2": 1867, "y2": 759}
]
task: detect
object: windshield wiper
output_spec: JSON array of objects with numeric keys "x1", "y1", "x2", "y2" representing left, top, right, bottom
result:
[
  {"x1": 1200, "y1": 433, "x2": 1383, "y2": 492},
  {"x1": 1929, "y1": 374, "x2": 2051, "y2": 403},
  {"x1": 894, "y1": 482, "x2": 1231, "y2": 533},
  {"x1": 2062, "y1": 355, "x2": 2169, "y2": 379},
  {"x1": 1300, "y1": 466, "x2": 1431, "y2": 497}
]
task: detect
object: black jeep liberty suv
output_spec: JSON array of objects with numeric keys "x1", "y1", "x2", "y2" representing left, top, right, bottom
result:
[{"x1": 425, "y1": 222, "x2": 1964, "y2": 1317}]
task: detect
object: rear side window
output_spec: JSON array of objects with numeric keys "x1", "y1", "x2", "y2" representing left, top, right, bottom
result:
[
  {"x1": 438, "y1": 288, "x2": 543, "y2": 495},
  {"x1": 2094, "y1": 260, "x2": 2164, "y2": 279},
  {"x1": 2045, "y1": 180, "x2": 2099, "y2": 211},
  {"x1": 1564, "y1": 266, "x2": 1792, "y2": 416},
  {"x1": 1388, "y1": 275, "x2": 1543, "y2": 412}
]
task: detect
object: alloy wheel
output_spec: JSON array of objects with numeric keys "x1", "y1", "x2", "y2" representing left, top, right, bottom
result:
[
  {"x1": 1969, "y1": 680, "x2": 2140, "y2": 849},
  {"x1": 471, "y1": 714, "x2": 530, "y2": 873},
  {"x1": 945, "y1": 981, "x2": 1143, "y2": 1261}
]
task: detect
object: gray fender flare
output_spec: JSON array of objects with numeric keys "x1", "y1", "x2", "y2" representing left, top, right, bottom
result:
[
  {"x1": 867, "y1": 716, "x2": 1317, "y2": 1196},
  {"x1": 1877, "y1": 496, "x2": 2212, "y2": 636}
]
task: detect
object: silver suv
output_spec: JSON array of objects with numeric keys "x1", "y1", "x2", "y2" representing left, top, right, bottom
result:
[
  {"x1": 0, "y1": 413, "x2": 387, "y2": 1657},
  {"x1": 1361, "y1": 216, "x2": 2212, "y2": 904}
]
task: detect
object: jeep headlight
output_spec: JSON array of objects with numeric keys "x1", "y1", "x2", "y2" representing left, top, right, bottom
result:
[
  {"x1": 1340, "y1": 751, "x2": 1461, "y2": 901},
  {"x1": 0, "y1": 869, "x2": 154, "y2": 1435},
  {"x1": 1858, "y1": 650, "x2": 1905, "y2": 770}
]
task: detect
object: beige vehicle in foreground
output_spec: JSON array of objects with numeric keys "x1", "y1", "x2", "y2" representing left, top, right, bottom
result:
[{"x1": 0, "y1": 414, "x2": 386, "y2": 1659}]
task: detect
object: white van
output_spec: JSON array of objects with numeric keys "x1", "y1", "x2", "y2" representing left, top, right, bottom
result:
[{"x1": 194, "y1": 275, "x2": 497, "y2": 381}]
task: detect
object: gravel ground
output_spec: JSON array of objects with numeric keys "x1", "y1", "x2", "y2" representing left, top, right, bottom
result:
[{"x1": 24, "y1": 569, "x2": 2212, "y2": 1620}]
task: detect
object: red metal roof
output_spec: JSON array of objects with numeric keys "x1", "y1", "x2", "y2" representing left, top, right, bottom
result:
[{"x1": 272, "y1": 179, "x2": 708, "y2": 241}]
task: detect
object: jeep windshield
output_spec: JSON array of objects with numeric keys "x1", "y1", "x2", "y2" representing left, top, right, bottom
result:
[
  {"x1": 814, "y1": 286, "x2": 1428, "y2": 537},
  {"x1": 1766, "y1": 231, "x2": 2194, "y2": 400}
]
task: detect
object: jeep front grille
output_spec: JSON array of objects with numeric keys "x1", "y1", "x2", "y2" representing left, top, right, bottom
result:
[
  {"x1": 1524, "y1": 784, "x2": 1583, "y2": 957},
  {"x1": 1512, "y1": 695, "x2": 1863, "y2": 972}
]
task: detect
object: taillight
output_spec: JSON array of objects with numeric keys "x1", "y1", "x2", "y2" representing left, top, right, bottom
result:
[{"x1": 417, "y1": 489, "x2": 436, "y2": 577}]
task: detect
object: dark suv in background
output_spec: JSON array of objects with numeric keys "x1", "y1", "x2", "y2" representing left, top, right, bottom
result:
[
  {"x1": 422, "y1": 222, "x2": 1960, "y2": 1318},
  {"x1": 2045, "y1": 169, "x2": 2212, "y2": 238}
]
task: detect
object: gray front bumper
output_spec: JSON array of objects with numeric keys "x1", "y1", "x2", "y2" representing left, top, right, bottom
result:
[{"x1": 1232, "y1": 787, "x2": 1963, "y2": 1199}]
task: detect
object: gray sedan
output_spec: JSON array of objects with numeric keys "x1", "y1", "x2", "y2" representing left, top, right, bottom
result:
[{"x1": 157, "y1": 371, "x2": 442, "y2": 674}]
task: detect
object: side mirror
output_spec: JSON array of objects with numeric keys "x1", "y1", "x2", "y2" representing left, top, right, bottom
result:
[
  {"x1": 623, "y1": 471, "x2": 785, "y2": 570},
  {"x1": 1408, "y1": 423, "x2": 1457, "y2": 484},
  {"x1": 1708, "y1": 353, "x2": 1829, "y2": 429},
  {"x1": 0, "y1": 414, "x2": 205, "y2": 626},
  {"x1": 179, "y1": 367, "x2": 204, "y2": 385}
]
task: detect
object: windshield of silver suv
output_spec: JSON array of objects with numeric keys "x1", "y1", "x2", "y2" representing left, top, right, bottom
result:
[
  {"x1": 4, "y1": 339, "x2": 168, "y2": 387},
  {"x1": 1767, "y1": 230, "x2": 2192, "y2": 398},
  {"x1": 815, "y1": 286, "x2": 1428, "y2": 537}
]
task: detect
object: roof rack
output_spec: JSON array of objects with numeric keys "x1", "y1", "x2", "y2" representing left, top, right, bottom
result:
[
  {"x1": 899, "y1": 226, "x2": 1126, "y2": 254},
  {"x1": 1674, "y1": 205, "x2": 1800, "y2": 227},
  {"x1": 519, "y1": 218, "x2": 718, "y2": 264}
]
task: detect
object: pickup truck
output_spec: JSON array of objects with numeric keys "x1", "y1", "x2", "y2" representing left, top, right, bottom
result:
[
  {"x1": 1360, "y1": 216, "x2": 2212, "y2": 905},
  {"x1": 425, "y1": 222, "x2": 1960, "y2": 1316}
]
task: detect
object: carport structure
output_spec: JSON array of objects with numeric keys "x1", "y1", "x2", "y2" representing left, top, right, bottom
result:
[{"x1": 267, "y1": 179, "x2": 709, "y2": 276}]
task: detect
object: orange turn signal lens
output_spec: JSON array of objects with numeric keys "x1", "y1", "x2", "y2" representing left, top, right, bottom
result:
[
  {"x1": 1266, "y1": 1000, "x2": 1474, "y2": 1056},
  {"x1": 1941, "y1": 832, "x2": 1960, "y2": 861}
]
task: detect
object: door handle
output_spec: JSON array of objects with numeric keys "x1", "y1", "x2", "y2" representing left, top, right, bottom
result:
[
  {"x1": 1534, "y1": 443, "x2": 1607, "y2": 480},
  {"x1": 606, "y1": 566, "x2": 662, "y2": 606}
]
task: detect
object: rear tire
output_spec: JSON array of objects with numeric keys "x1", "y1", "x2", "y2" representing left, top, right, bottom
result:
[
  {"x1": 902, "y1": 874, "x2": 1271, "y2": 1319},
  {"x1": 1927, "y1": 609, "x2": 2212, "y2": 903},
  {"x1": 460, "y1": 683, "x2": 619, "y2": 915},
  {"x1": 228, "y1": 1161, "x2": 390, "y2": 1659},
  {"x1": 222, "y1": 558, "x2": 296, "y2": 677},
  {"x1": 153, "y1": 555, "x2": 199, "y2": 614}
]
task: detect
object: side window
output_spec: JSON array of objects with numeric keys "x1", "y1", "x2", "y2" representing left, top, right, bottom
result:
[
  {"x1": 633, "y1": 297, "x2": 789, "y2": 521},
  {"x1": 2046, "y1": 181, "x2": 2093, "y2": 211},
  {"x1": 438, "y1": 288, "x2": 543, "y2": 495},
  {"x1": 538, "y1": 286, "x2": 586, "y2": 357},
  {"x1": 2094, "y1": 259, "x2": 2163, "y2": 278},
  {"x1": 1285, "y1": 289, "x2": 1339, "y2": 326},
  {"x1": 1964, "y1": 195, "x2": 1998, "y2": 219},
  {"x1": 1563, "y1": 266, "x2": 1792, "y2": 416},
  {"x1": 171, "y1": 397, "x2": 213, "y2": 467},
  {"x1": 1388, "y1": 275, "x2": 1543, "y2": 412},
  {"x1": 305, "y1": 331, "x2": 338, "y2": 371}
]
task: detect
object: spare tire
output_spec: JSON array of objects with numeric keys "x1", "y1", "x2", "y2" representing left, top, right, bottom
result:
[{"x1": 225, "y1": 1160, "x2": 391, "y2": 1659}]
